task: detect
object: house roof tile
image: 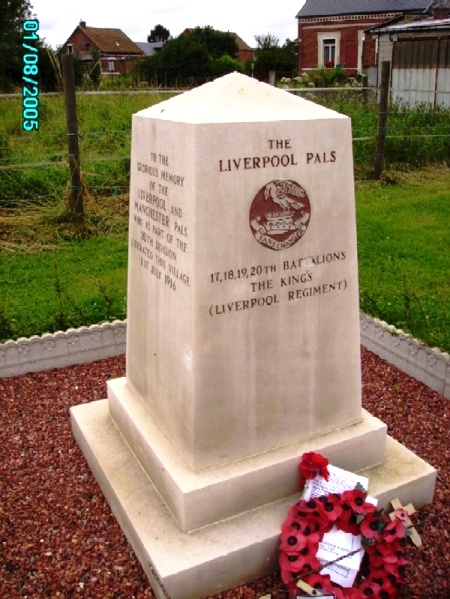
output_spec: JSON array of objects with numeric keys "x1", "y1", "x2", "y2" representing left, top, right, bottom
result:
[
  {"x1": 297, "y1": 0, "x2": 429, "y2": 19},
  {"x1": 135, "y1": 41, "x2": 164, "y2": 56},
  {"x1": 78, "y1": 25, "x2": 143, "y2": 54},
  {"x1": 368, "y1": 15, "x2": 450, "y2": 32},
  {"x1": 232, "y1": 33, "x2": 254, "y2": 52}
]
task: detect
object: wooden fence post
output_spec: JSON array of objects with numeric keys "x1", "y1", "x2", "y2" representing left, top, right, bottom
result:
[
  {"x1": 62, "y1": 54, "x2": 84, "y2": 219},
  {"x1": 374, "y1": 61, "x2": 391, "y2": 179},
  {"x1": 362, "y1": 74, "x2": 368, "y2": 102}
]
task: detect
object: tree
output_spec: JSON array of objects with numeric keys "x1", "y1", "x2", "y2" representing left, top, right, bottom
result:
[
  {"x1": 187, "y1": 26, "x2": 238, "y2": 60},
  {"x1": 145, "y1": 35, "x2": 212, "y2": 86},
  {"x1": 253, "y1": 32, "x2": 297, "y2": 82},
  {"x1": 148, "y1": 24, "x2": 170, "y2": 43},
  {"x1": 254, "y1": 33, "x2": 280, "y2": 50},
  {"x1": 0, "y1": 0, "x2": 34, "y2": 91},
  {"x1": 212, "y1": 54, "x2": 243, "y2": 77},
  {"x1": 283, "y1": 38, "x2": 298, "y2": 55},
  {"x1": 134, "y1": 26, "x2": 241, "y2": 87},
  {"x1": 38, "y1": 44, "x2": 61, "y2": 91}
]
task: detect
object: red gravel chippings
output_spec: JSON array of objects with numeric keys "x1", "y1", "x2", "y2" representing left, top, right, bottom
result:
[{"x1": 1, "y1": 348, "x2": 449, "y2": 598}]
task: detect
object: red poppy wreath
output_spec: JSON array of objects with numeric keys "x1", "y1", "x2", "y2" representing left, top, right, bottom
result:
[{"x1": 279, "y1": 452, "x2": 415, "y2": 599}]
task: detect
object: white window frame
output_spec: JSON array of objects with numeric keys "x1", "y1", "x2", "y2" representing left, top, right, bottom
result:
[
  {"x1": 357, "y1": 31, "x2": 365, "y2": 73},
  {"x1": 318, "y1": 32, "x2": 340, "y2": 67},
  {"x1": 67, "y1": 44, "x2": 73, "y2": 54},
  {"x1": 108, "y1": 59, "x2": 116, "y2": 72}
]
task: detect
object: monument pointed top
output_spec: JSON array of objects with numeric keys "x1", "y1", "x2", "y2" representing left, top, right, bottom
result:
[{"x1": 137, "y1": 72, "x2": 345, "y2": 124}]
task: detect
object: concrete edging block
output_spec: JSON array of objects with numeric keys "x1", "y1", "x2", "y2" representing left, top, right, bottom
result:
[
  {"x1": 0, "y1": 320, "x2": 126, "y2": 378},
  {"x1": 359, "y1": 313, "x2": 449, "y2": 398}
]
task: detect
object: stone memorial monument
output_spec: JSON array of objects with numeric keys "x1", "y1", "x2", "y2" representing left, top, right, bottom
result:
[{"x1": 71, "y1": 73, "x2": 435, "y2": 599}]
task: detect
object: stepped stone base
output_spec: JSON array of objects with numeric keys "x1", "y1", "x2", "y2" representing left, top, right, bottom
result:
[
  {"x1": 70, "y1": 399, "x2": 436, "y2": 599},
  {"x1": 107, "y1": 377, "x2": 388, "y2": 532}
]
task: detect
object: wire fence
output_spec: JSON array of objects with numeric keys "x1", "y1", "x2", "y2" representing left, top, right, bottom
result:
[
  {"x1": 1, "y1": 87, "x2": 449, "y2": 204},
  {"x1": 1, "y1": 134, "x2": 447, "y2": 171},
  {"x1": 1, "y1": 132, "x2": 448, "y2": 170}
]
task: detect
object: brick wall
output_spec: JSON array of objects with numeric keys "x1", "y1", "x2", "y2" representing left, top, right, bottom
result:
[
  {"x1": 65, "y1": 28, "x2": 94, "y2": 54},
  {"x1": 298, "y1": 16, "x2": 391, "y2": 74}
]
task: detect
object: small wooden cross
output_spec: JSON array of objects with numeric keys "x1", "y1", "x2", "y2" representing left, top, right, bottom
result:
[{"x1": 389, "y1": 497, "x2": 422, "y2": 546}]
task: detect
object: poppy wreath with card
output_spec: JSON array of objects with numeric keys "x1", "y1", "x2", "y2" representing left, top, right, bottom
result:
[{"x1": 279, "y1": 452, "x2": 411, "y2": 599}]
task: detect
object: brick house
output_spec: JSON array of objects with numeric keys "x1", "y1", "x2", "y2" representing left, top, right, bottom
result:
[
  {"x1": 62, "y1": 21, "x2": 144, "y2": 75},
  {"x1": 233, "y1": 34, "x2": 255, "y2": 62},
  {"x1": 296, "y1": 0, "x2": 429, "y2": 82}
]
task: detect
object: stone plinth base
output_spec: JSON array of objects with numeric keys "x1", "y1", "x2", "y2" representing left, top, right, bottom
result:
[
  {"x1": 70, "y1": 399, "x2": 436, "y2": 599},
  {"x1": 107, "y1": 377, "x2": 387, "y2": 531}
]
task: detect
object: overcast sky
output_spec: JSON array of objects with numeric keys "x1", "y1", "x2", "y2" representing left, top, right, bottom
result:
[{"x1": 30, "y1": 1, "x2": 305, "y2": 50}]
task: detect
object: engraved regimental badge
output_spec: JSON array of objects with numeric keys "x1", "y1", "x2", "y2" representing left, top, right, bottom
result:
[{"x1": 249, "y1": 180, "x2": 311, "y2": 250}]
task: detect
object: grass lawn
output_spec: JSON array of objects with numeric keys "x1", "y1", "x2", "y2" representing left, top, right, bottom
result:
[
  {"x1": 0, "y1": 236, "x2": 127, "y2": 339},
  {"x1": 0, "y1": 167, "x2": 449, "y2": 352},
  {"x1": 0, "y1": 193, "x2": 129, "y2": 340},
  {"x1": 356, "y1": 167, "x2": 449, "y2": 351}
]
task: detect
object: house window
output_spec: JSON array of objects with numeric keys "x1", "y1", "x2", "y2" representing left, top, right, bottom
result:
[
  {"x1": 323, "y1": 38, "x2": 336, "y2": 67},
  {"x1": 108, "y1": 59, "x2": 116, "y2": 72},
  {"x1": 85, "y1": 42, "x2": 90, "y2": 51},
  {"x1": 67, "y1": 44, "x2": 73, "y2": 53},
  {"x1": 318, "y1": 32, "x2": 340, "y2": 68}
]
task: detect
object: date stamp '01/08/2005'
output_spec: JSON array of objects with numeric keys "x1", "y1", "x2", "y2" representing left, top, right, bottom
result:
[{"x1": 22, "y1": 19, "x2": 40, "y2": 131}]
